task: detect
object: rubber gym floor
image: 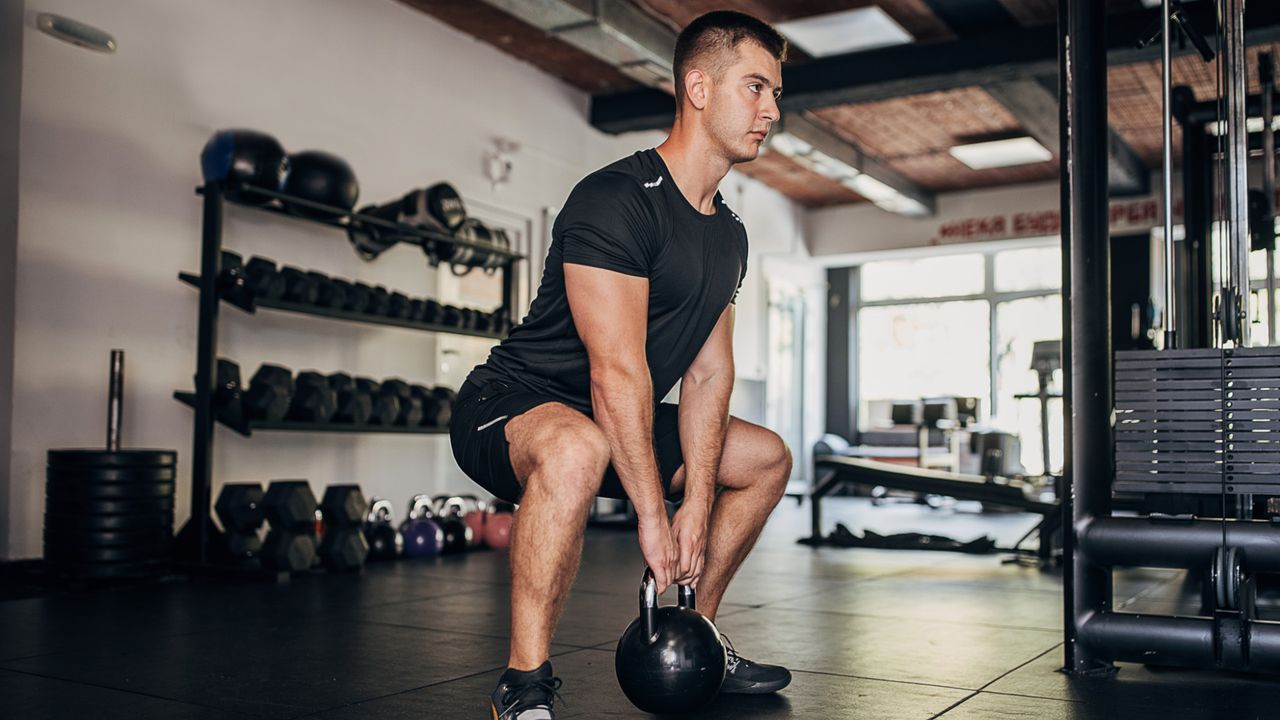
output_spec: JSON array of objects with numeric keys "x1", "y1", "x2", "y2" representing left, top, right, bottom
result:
[{"x1": 2, "y1": 498, "x2": 1278, "y2": 719}]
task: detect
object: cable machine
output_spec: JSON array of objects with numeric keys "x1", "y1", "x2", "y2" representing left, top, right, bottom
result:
[{"x1": 1062, "y1": 0, "x2": 1280, "y2": 675}]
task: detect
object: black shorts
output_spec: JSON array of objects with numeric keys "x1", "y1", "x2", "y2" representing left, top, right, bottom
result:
[{"x1": 449, "y1": 377, "x2": 685, "y2": 505}]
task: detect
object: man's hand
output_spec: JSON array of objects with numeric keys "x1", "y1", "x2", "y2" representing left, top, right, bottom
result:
[
  {"x1": 638, "y1": 515, "x2": 677, "y2": 593},
  {"x1": 670, "y1": 500, "x2": 711, "y2": 588}
]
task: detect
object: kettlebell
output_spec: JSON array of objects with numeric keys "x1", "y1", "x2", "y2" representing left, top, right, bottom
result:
[
  {"x1": 615, "y1": 568, "x2": 726, "y2": 714},
  {"x1": 456, "y1": 494, "x2": 487, "y2": 550},
  {"x1": 432, "y1": 495, "x2": 475, "y2": 553},
  {"x1": 400, "y1": 495, "x2": 445, "y2": 558},
  {"x1": 483, "y1": 501, "x2": 515, "y2": 550},
  {"x1": 362, "y1": 498, "x2": 402, "y2": 561}
]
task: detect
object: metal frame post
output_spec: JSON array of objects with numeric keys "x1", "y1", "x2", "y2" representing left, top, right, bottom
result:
[
  {"x1": 187, "y1": 183, "x2": 223, "y2": 565},
  {"x1": 1061, "y1": 0, "x2": 1115, "y2": 676}
]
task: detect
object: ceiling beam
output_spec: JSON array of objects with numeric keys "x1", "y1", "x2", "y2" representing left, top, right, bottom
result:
[
  {"x1": 984, "y1": 77, "x2": 1150, "y2": 196},
  {"x1": 591, "y1": 3, "x2": 1280, "y2": 134}
]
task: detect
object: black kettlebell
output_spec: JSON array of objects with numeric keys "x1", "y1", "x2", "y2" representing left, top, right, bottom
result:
[
  {"x1": 615, "y1": 568, "x2": 726, "y2": 714},
  {"x1": 362, "y1": 498, "x2": 402, "y2": 561},
  {"x1": 432, "y1": 495, "x2": 474, "y2": 553}
]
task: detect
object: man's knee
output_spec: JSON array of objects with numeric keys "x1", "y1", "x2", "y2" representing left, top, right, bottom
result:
[
  {"x1": 526, "y1": 421, "x2": 610, "y2": 501},
  {"x1": 763, "y1": 431, "x2": 793, "y2": 493}
]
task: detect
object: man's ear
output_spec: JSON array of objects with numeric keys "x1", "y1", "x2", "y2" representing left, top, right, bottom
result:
[{"x1": 685, "y1": 68, "x2": 709, "y2": 111}]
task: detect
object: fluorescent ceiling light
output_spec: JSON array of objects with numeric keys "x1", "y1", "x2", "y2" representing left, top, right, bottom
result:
[
  {"x1": 775, "y1": 7, "x2": 913, "y2": 57},
  {"x1": 948, "y1": 137, "x2": 1053, "y2": 170},
  {"x1": 1140, "y1": 0, "x2": 1161, "y2": 7}
]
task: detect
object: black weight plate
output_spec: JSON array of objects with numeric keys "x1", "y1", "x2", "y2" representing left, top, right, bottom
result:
[
  {"x1": 44, "y1": 559, "x2": 169, "y2": 579},
  {"x1": 45, "y1": 497, "x2": 175, "y2": 515},
  {"x1": 44, "y1": 526, "x2": 173, "y2": 548},
  {"x1": 44, "y1": 512, "x2": 172, "y2": 532},
  {"x1": 48, "y1": 449, "x2": 177, "y2": 468},
  {"x1": 47, "y1": 467, "x2": 176, "y2": 484},
  {"x1": 44, "y1": 543, "x2": 171, "y2": 564},
  {"x1": 46, "y1": 481, "x2": 175, "y2": 501}
]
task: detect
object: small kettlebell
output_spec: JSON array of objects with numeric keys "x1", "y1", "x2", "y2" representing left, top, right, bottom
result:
[
  {"x1": 614, "y1": 568, "x2": 726, "y2": 714},
  {"x1": 362, "y1": 498, "x2": 402, "y2": 561},
  {"x1": 400, "y1": 495, "x2": 445, "y2": 558},
  {"x1": 432, "y1": 495, "x2": 475, "y2": 553}
]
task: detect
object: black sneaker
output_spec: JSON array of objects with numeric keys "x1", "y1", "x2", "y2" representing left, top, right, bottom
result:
[
  {"x1": 718, "y1": 635, "x2": 792, "y2": 694},
  {"x1": 489, "y1": 661, "x2": 563, "y2": 719}
]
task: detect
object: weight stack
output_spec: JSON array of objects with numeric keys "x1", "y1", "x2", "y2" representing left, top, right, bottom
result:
[{"x1": 44, "y1": 448, "x2": 177, "y2": 580}]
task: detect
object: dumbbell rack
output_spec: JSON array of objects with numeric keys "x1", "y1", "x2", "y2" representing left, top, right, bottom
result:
[{"x1": 174, "y1": 181, "x2": 524, "y2": 566}]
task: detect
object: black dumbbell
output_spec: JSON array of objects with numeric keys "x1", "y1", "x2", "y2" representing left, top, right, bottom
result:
[
  {"x1": 216, "y1": 482, "x2": 264, "y2": 567},
  {"x1": 411, "y1": 385, "x2": 443, "y2": 427},
  {"x1": 431, "y1": 386, "x2": 458, "y2": 427},
  {"x1": 423, "y1": 299, "x2": 443, "y2": 325},
  {"x1": 441, "y1": 305, "x2": 463, "y2": 328},
  {"x1": 309, "y1": 272, "x2": 349, "y2": 309},
  {"x1": 213, "y1": 358, "x2": 246, "y2": 427},
  {"x1": 358, "y1": 283, "x2": 390, "y2": 316},
  {"x1": 245, "y1": 365, "x2": 294, "y2": 422},
  {"x1": 380, "y1": 379, "x2": 424, "y2": 426},
  {"x1": 245, "y1": 256, "x2": 287, "y2": 301},
  {"x1": 318, "y1": 485, "x2": 368, "y2": 572},
  {"x1": 262, "y1": 480, "x2": 318, "y2": 573},
  {"x1": 288, "y1": 371, "x2": 338, "y2": 423},
  {"x1": 334, "y1": 279, "x2": 369, "y2": 313},
  {"x1": 388, "y1": 292, "x2": 413, "y2": 320},
  {"x1": 355, "y1": 377, "x2": 400, "y2": 425},
  {"x1": 280, "y1": 266, "x2": 320, "y2": 304},
  {"x1": 218, "y1": 251, "x2": 254, "y2": 310},
  {"x1": 408, "y1": 299, "x2": 426, "y2": 323},
  {"x1": 328, "y1": 372, "x2": 373, "y2": 425}
]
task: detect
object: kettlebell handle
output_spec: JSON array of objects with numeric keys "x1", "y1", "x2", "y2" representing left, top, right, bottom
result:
[
  {"x1": 639, "y1": 568, "x2": 695, "y2": 644},
  {"x1": 408, "y1": 494, "x2": 434, "y2": 519},
  {"x1": 368, "y1": 498, "x2": 395, "y2": 524}
]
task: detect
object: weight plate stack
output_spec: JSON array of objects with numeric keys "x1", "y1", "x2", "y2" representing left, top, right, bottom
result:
[{"x1": 44, "y1": 448, "x2": 177, "y2": 580}]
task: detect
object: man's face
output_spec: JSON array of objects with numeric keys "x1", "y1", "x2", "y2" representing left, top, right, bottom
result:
[{"x1": 704, "y1": 42, "x2": 782, "y2": 164}]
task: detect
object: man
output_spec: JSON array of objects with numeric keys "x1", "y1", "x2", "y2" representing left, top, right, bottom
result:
[{"x1": 449, "y1": 10, "x2": 793, "y2": 719}]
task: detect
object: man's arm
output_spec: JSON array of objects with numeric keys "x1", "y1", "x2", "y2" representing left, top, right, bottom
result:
[
  {"x1": 563, "y1": 262, "x2": 676, "y2": 588},
  {"x1": 672, "y1": 304, "x2": 735, "y2": 586}
]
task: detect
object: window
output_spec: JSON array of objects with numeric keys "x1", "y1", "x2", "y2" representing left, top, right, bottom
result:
[
  {"x1": 858, "y1": 301, "x2": 991, "y2": 406},
  {"x1": 860, "y1": 253, "x2": 984, "y2": 302},
  {"x1": 853, "y1": 242, "x2": 1063, "y2": 474},
  {"x1": 994, "y1": 247, "x2": 1060, "y2": 292}
]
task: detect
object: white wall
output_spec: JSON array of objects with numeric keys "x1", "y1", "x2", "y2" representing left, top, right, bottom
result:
[{"x1": 8, "y1": 0, "x2": 807, "y2": 559}]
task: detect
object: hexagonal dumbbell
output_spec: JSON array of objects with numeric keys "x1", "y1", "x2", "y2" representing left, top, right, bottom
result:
[{"x1": 262, "y1": 480, "x2": 318, "y2": 573}]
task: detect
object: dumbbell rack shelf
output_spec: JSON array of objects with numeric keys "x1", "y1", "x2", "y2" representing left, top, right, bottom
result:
[
  {"x1": 176, "y1": 181, "x2": 523, "y2": 570},
  {"x1": 176, "y1": 273, "x2": 505, "y2": 340},
  {"x1": 172, "y1": 392, "x2": 450, "y2": 437}
]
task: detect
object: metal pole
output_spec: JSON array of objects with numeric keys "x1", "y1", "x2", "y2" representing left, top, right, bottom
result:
[
  {"x1": 1061, "y1": 0, "x2": 1115, "y2": 676},
  {"x1": 190, "y1": 183, "x2": 223, "y2": 565},
  {"x1": 1162, "y1": 0, "x2": 1177, "y2": 348},
  {"x1": 1262, "y1": 54, "x2": 1277, "y2": 346},
  {"x1": 1225, "y1": 0, "x2": 1250, "y2": 346}
]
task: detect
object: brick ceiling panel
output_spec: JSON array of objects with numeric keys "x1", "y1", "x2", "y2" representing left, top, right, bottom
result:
[{"x1": 812, "y1": 87, "x2": 1027, "y2": 159}]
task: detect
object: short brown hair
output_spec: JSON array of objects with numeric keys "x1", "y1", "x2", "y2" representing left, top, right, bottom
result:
[{"x1": 672, "y1": 11, "x2": 787, "y2": 111}]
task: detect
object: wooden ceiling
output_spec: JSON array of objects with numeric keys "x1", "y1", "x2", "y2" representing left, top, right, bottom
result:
[{"x1": 402, "y1": 0, "x2": 1265, "y2": 208}]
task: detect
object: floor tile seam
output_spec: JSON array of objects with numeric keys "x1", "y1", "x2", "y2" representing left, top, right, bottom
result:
[
  {"x1": 977, "y1": 688, "x2": 1087, "y2": 704},
  {"x1": 723, "y1": 604, "x2": 1063, "y2": 634},
  {"x1": 925, "y1": 690, "x2": 981, "y2": 719},
  {"x1": 1115, "y1": 574, "x2": 1188, "y2": 608},
  {"x1": 975, "y1": 641, "x2": 1065, "y2": 692},
  {"x1": 0, "y1": 665, "x2": 261, "y2": 717}
]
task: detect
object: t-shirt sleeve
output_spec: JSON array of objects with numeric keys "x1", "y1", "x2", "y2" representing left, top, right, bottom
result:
[
  {"x1": 557, "y1": 173, "x2": 662, "y2": 277},
  {"x1": 730, "y1": 230, "x2": 748, "y2": 304}
]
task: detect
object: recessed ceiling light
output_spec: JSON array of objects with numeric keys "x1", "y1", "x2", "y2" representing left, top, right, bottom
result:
[
  {"x1": 775, "y1": 7, "x2": 913, "y2": 57},
  {"x1": 948, "y1": 137, "x2": 1053, "y2": 170}
]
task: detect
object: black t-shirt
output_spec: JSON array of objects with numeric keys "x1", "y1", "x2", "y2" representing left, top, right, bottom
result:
[{"x1": 466, "y1": 149, "x2": 749, "y2": 414}]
